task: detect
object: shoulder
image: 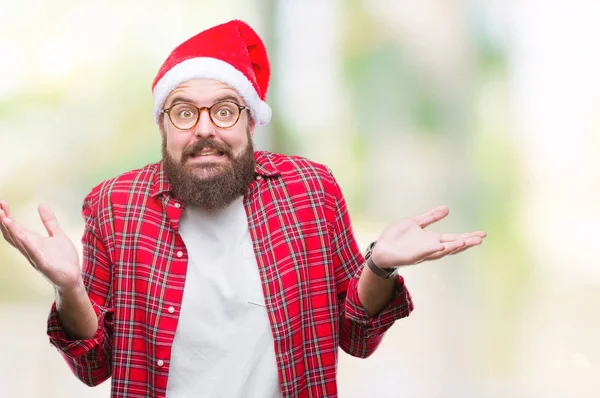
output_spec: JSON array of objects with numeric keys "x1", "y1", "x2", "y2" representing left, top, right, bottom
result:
[
  {"x1": 255, "y1": 150, "x2": 336, "y2": 187},
  {"x1": 82, "y1": 162, "x2": 161, "y2": 212}
]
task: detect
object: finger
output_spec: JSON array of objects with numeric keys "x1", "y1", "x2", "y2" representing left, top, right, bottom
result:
[
  {"x1": 0, "y1": 208, "x2": 38, "y2": 267},
  {"x1": 13, "y1": 234, "x2": 37, "y2": 268},
  {"x1": 449, "y1": 245, "x2": 477, "y2": 256},
  {"x1": 2, "y1": 210, "x2": 48, "y2": 268},
  {"x1": 449, "y1": 246, "x2": 469, "y2": 255},
  {"x1": 445, "y1": 239, "x2": 467, "y2": 251},
  {"x1": 448, "y1": 243, "x2": 473, "y2": 255},
  {"x1": 15, "y1": 232, "x2": 45, "y2": 269},
  {"x1": 465, "y1": 236, "x2": 483, "y2": 246},
  {"x1": 38, "y1": 204, "x2": 61, "y2": 237},
  {"x1": 415, "y1": 242, "x2": 446, "y2": 262},
  {"x1": 0, "y1": 207, "x2": 11, "y2": 222},
  {"x1": 0, "y1": 206, "x2": 20, "y2": 248},
  {"x1": 1, "y1": 214, "x2": 22, "y2": 249},
  {"x1": 440, "y1": 231, "x2": 487, "y2": 243},
  {"x1": 422, "y1": 240, "x2": 466, "y2": 261},
  {"x1": 414, "y1": 205, "x2": 449, "y2": 228},
  {"x1": 435, "y1": 240, "x2": 466, "y2": 258},
  {"x1": 0, "y1": 201, "x2": 13, "y2": 219},
  {"x1": 0, "y1": 211, "x2": 15, "y2": 245},
  {"x1": 440, "y1": 232, "x2": 470, "y2": 242},
  {"x1": 0, "y1": 202, "x2": 15, "y2": 229},
  {"x1": 2, "y1": 218, "x2": 38, "y2": 267},
  {"x1": 449, "y1": 237, "x2": 484, "y2": 255},
  {"x1": 423, "y1": 236, "x2": 485, "y2": 261}
]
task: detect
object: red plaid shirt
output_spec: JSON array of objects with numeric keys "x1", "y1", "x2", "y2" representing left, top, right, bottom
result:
[{"x1": 47, "y1": 151, "x2": 413, "y2": 397}]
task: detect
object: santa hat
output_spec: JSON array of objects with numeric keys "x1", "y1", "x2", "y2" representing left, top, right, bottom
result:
[{"x1": 152, "y1": 20, "x2": 272, "y2": 126}]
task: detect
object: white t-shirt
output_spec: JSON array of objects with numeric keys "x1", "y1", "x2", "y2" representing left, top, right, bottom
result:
[{"x1": 165, "y1": 197, "x2": 281, "y2": 398}]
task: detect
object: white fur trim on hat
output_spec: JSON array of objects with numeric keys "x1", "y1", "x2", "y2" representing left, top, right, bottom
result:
[{"x1": 152, "y1": 57, "x2": 272, "y2": 127}]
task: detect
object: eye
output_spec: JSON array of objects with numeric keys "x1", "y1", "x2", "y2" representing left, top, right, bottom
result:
[
  {"x1": 217, "y1": 108, "x2": 231, "y2": 118},
  {"x1": 212, "y1": 102, "x2": 239, "y2": 121},
  {"x1": 178, "y1": 108, "x2": 195, "y2": 119}
]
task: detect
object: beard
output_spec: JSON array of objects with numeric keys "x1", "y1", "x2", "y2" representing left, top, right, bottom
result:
[{"x1": 162, "y1": 131, "x2": 255, "y2": 211}]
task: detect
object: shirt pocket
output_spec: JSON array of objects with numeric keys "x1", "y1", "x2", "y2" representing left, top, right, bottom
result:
[{"x1": 241, "y1": 241, "x2": 267, "y2": 307}]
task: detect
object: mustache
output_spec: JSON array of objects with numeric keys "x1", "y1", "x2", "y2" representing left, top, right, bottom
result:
[{"x1": 181, "y1": 139, "x2": 233, "y2": 161}]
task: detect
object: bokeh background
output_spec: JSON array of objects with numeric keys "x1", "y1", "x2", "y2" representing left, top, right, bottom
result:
[{"x1": 1, "y1": 0, "x2": 599, "y2": 397}]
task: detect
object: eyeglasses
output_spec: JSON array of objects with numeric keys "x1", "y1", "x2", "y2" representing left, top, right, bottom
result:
[{"x1": 162, "y1": 101, "x2": 248, "y2": 130}]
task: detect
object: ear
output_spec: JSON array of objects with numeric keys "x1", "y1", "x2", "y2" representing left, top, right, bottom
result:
[
  {"x1": 247, "y1": 116, "x2": 256, "y2": 137},
  {"x1": 158, "y1": 114, "x2": 167, "y2": 138}
]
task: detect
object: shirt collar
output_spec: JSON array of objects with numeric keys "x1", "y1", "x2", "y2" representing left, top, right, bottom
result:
[
  {"x1": 150, "y1": 161, "x2": 171, "y2": 198},
  {"x1": 253, "y1": 150, "x2": 281, "y2": 178}
]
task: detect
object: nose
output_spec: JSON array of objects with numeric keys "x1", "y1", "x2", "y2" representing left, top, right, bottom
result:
[{"x1": 194, "y1": 109, "x2": 216, "y2": 138}]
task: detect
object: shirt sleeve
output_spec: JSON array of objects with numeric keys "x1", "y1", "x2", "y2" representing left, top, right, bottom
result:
[
  {"x1": 325, "y1": 169, "x2": 414, "y2": 358},
  {"x1": 47, "y1": 190, "x2": 114, "y2": 386}
]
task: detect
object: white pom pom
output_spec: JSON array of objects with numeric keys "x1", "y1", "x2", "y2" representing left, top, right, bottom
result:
[{"x1": 257, "y1": 101, "x2": 272, "y2": 126}]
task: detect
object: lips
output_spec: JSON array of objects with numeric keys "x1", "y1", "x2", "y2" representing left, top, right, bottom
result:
[
  {"x1": 192, "y1": 149, "x2": 224, "y2": 157},
  {"x1": 182, "y1": 139, "x2": 232, "y2": 161}
]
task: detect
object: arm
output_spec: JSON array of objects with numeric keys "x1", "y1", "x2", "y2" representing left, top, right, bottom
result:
[
  {"x1": 47, "y1": 194, "x2": 114, "y2": 386},
  {"x1": 0, "y1": 197, "x2": 114, "y2": 386},
  {"x1": 55, "y1": 281, "x2": 98, "y2": 340},
  {"x1": 356, "y1": 265, "x2": 396, "y2": 317},
  {"x1": 325, "y1": 173, "x2": 486, "y2": 358},
  {"x1": 324, "y1": 172, "x2": 413, "y2": 358},
  {"x1": 358, "y1": 205, "x2": 487, "y2": 317}
]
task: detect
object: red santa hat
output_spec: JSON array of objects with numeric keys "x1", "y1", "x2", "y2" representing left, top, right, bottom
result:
[{"x1": 152, "y1": 20, "x2": 272, "y2": 127}]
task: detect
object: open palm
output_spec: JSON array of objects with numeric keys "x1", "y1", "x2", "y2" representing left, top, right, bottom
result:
[
  {"x1": 372, "y1": 205, "x2": 486, "y2": 269},
  {"x1": 0, "y1": 201, "x2": 81, "y2": 290}
]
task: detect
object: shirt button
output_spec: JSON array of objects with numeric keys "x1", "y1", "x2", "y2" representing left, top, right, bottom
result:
[
  {"x1": 174, "y1": 203, "x2": 181, "y2": 209},
  {"x1": 157, "y1": 359, "x2": 164, "y2": 367},
  {"x1": 256, "y1": 175, "x2": 262, "y2": 180},
  {"x1": 167, "y1": 306, "x2": 175, "y2": 314},
  {"x1": 176, "y1": 251, "x2": 183, "y2": 258}
]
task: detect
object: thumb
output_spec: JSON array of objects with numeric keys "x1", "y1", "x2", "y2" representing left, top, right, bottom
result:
[{"x1": 38, "y1": 204, "x2": 61, "y2": 237}]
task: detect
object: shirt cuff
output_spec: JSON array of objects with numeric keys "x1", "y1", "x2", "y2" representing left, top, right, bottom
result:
[
  {"x1": 47, "y1": 300, "x2": 109, "y2": 361},
  {"x1": 345, "y1": 274, "x2": 414, "y2": 331}
]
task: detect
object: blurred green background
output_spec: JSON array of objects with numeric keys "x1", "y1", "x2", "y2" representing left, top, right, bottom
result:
[{"x1": 1, "y1": 0, "x2": 599, "y2": 397}]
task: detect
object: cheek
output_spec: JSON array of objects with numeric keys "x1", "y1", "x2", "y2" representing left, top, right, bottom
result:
[
  {"x1": 165, "y1": 134, "x2": 188, "y2": 162},
  {"x1": 225, "y1": 128, "x2": 249, "y2": 154}
]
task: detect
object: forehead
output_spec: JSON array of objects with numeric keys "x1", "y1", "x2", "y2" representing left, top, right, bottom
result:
[{"x1": 165, "y1": 79, "x2": 243, "y2": 106}]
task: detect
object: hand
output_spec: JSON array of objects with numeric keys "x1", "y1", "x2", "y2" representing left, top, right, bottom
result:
[
  {"x1": 372, "y1": 205, "x2": 486, "y2": 269},
  {"x1": 0, "y1": 200, "x2": 82, "y2": 291}
]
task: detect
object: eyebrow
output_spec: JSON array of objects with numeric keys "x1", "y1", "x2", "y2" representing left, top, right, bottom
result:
[{"x1": 167, "y1": 94, "x2": 243, "y2": 108}]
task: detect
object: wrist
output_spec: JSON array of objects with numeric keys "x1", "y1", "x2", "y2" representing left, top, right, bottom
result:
[
  {"x1": 56, "y1": 277, "x2": 85, "y2": 297},
  {"x1": 364, "y1": 241, "x2": 398, "y2": 279},
  {"x1": 358, "y1": 257, "x2": 398, "y2": 317}
]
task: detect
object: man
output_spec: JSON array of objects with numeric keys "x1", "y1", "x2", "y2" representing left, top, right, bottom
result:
[{"x1": 0, "y1": 20, "x2": 485, "y2": 397}]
